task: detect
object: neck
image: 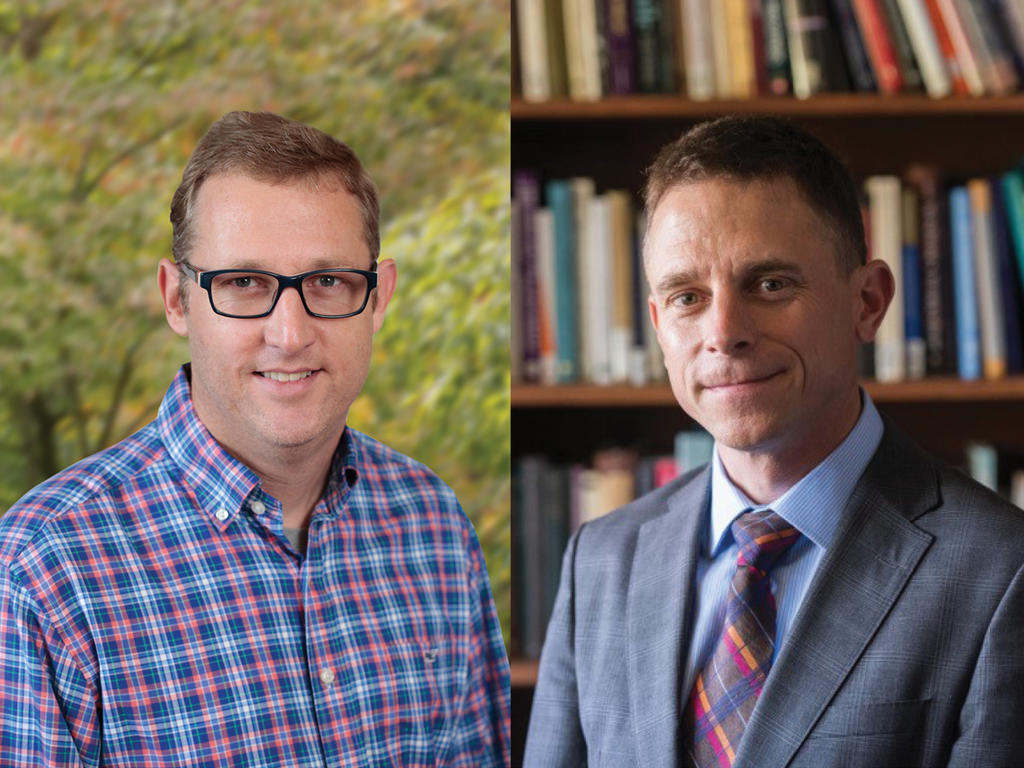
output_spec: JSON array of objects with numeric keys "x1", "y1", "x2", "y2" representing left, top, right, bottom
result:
[
  {"x1": 718, "y1": 391, "x2": 862, "y2": 505},
  {"x1": 214, "y1": 429, "x2": 339, "y2": 530}
]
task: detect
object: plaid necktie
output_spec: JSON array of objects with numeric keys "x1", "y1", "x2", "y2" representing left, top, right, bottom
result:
[{"x1": 684, "y1": 509, "x2": 801, "y2": 768}]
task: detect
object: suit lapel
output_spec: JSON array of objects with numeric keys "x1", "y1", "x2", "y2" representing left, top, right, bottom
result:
[
  {"x1": 734, "y1": 425, "x2": 939, "y2": 767},
  {"x1": 627, "y1": 467, "x2": 710, "y2": 768}
]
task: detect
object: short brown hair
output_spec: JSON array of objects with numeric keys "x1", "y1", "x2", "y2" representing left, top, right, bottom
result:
[
  {"x1": 644, "y1": 116, "x2": 865, "y2": 273},
  {"x1": 170, "y1": 111, "x2": 380, "y2": 301}
]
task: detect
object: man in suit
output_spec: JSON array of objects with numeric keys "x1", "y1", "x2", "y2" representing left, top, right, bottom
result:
[{"x1": 523, "y1": 116, "x2": 1024, "y2": 767}]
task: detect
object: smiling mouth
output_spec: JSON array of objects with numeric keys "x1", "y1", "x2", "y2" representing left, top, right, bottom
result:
[
  {"x1": 258, "y1": 370, "x2": 316, "y2": 382},
  {"x1": 704, "y1": 371, "x2": 782, "y2": 390}
]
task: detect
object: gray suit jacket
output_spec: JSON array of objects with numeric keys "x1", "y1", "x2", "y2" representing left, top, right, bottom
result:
[{"x1": 523, "y1": 424, "x2": 1024, "y2": 767}]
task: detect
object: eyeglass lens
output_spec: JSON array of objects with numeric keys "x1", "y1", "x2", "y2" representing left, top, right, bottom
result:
[{"x1": 209, "y1": 271, "x2": 370, "y2": 317}]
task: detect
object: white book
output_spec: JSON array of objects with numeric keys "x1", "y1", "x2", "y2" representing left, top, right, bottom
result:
[
  {"x1": 587, "y1": 195, "x2": 613, "y2": 385},
  {"x1": 570, "y1": 178, "x2": 596, "y2": 380},
  {"x1": 935, "y1": 0, "x2": 987, "y2": 95},
  {"x1": 562, "y1": 0, "x2": 602, "y2": 100},
  {"x1": 516, "y1": 0, "x2": 553, "y2": 101},
  {"x1": 866, "y1": 176, "x2": 906, "y2": 383},
  {"x1": 895, "y1": 0, "x2": 952, "y2": 98},
  {"x1": 967, "y1": 179, "x2": 1007, "y2": 380},
  {"x1": 782, "y1": 0, "x2": 813, "y2": 98},
  {"x1": 607, "y1": 190, "x2": 634, "y2": 384},
  {"x1": 534, "y1": 208, "x2": 559, "y2": 385},
  {"x1": 679, "y1": 0, "x2": 717, "y2": 100}
]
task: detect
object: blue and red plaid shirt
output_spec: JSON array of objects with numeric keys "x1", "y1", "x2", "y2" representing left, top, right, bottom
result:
[{"x1": 0, "y1": 366, "x2": 510, "y2": 767}]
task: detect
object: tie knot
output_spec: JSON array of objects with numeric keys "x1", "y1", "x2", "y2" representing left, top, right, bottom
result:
[{"x1": 731, "y1": 509, "x2": 800, "y2": 572}]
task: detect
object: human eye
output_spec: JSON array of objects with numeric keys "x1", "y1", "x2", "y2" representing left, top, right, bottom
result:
[
  {"x1": 214, "y1": 272, "x2": 272, "y2": 292},
  {"x1": 669, "y1": 290, "x2": 701, "y2": 308},
  {"x1": 753, "y1": 276, "x2": 793, "y2": 297}
]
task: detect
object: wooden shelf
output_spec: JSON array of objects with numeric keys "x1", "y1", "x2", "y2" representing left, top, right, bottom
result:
[
  {"x1": 511, "y1": 658, "x2": 539, "y2": 688},
  {"x1": 512, "y1": 377, "x2": 1024, "y2": 408},
  {"x1": 512, "y1": 94, "x2": 1024, "y2": 120}
]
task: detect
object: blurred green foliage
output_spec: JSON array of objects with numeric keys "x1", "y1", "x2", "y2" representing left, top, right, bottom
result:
[{"x1": 0, "y1": 0, "x2": 510, "y2": 636}]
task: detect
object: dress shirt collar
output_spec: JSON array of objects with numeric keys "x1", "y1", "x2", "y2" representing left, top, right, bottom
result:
[
  {"x1": 157, "y1": 364, "x2": 359, "y2": 528},
  {"x1": 708, "y1": 389, "x2": 884, "y2": 556}
]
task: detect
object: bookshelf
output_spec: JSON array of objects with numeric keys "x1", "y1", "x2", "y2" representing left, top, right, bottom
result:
[{"x1": 511, "y1": 94, "x2": 1024, "y2": 762}]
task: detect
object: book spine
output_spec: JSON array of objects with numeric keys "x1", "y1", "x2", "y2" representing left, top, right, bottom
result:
[
  {"x1": 852, "y1": 0, "x2": 907, "y2": 92},
  {"x1": 901, "y1": 188, "x2": 927, "y2": 379},
  {"x1": 968, "y1": 178, "x2": 1008, "y2": 380},
  {"x1": 970, "y1": 0, "x2": 1020, "y2": 92},
  {"x1": 571, "y1": 178, "x2": 596, "y2": 380},
  {"x1": 546, "y1": 180, "x2": 580, "y2": 383},
  {"x1": 949, "y1": 185, "x2": 982, "y2": 380},
  {"x1": 534, "y1": 207, "x2": 559, "y2": 385},
  {"x1": 991, "y1": 178, "x2": 1023, "y2": 374},
  {"x1": 725, "y1": 0, "x2": 757, "y2": 97},
  {"x1": 831, "y1": 0, "x2": 879, "y2": 91},
  {"x1": 993, "y1": 0, "x2": 1024, "y2": 75},
  {"x1": 879, "y1": 0, "x2": 925, "y2": 89},
  {"x1": 607, "y1": 190, "x2": 634, "y2": 383},
  {"x1": 587, "y1": 195, "x2": 613, "y2": 384},
  {"x1": 748, "y1": 0, "x2": 772, "y2": 94},
  {"x1": 563, "y1": 0, "x2": 604, "y2": 99},
  {"x1": 544, "y1": 0, "x2": 572, "y2": 97},
  {"x1": 935, "y1": 0, "x2": 987, "y2": 94},
  {"x1": 680, "y1": 0, "x2": 718, "y2": 99},
  {"x1": 906, "y1": 164, "x2": 956, "y2": 375},
  {"x1": 922, "y1": 0, "x2": 969, "y2": 94},
  {"x1": 514, "y1": 171, "x2": 542, "y2": 382},
  {"x1": 866, "y1": 175, "x2": 906, "y2": 382},
  {"x1": 604, "y1": 0, "x2": 638, "y2": 92},
  {"x1": 634, "y1": 0, "x2": 667, "y2": 91},
  {"x1": 1001, "y1": 171, "x2": 1024, "y2": 294},
  {"x1": 895, "y1": 0, "x2": 953, "y2": 96},
  {"x1": 710, "y1": 0, "x2": 735, "y2": 95},
  {"x1": 517, "y1": 0, "x2": 553, "y2": 100},
  {"x1": 762, "y1": 0, "x2": 793, "y2": 93}
]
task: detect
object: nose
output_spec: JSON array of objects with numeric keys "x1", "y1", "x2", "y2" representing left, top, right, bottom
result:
[
  {"x1": 703, "y1": 290, "x2": 755, "y2": 354},
  {"x1": 263, "y1": 286, "x2": 316, "y2": 351}
]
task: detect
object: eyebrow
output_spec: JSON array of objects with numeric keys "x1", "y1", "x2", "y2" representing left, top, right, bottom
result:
[
  {"x1": 225, "y1": 257, "x2": 368, "y2": 272},
  {"x1": 654, "y1": 258, "x2": 805, "y2": 295}
]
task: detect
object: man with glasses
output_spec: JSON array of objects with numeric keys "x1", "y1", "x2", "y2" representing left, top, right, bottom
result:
[{"x1": 0, "y1": 111, "x2": 510, "y2": 766}]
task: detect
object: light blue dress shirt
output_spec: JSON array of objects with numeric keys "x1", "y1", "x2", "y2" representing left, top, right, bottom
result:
[{"x1": 681, "y1": 390, "x2": 884, "y2": 700}]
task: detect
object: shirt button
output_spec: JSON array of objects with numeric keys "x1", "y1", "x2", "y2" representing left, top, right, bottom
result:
[
  {"x1": 319, "y1": 668, "x2": 336, "y2": 685},
  {"x1": 215, "y1": 508, "x2": 229, "y2": 521},
  {"x1": 251, "y1": 500, "x2": 266, "y2": 515}
]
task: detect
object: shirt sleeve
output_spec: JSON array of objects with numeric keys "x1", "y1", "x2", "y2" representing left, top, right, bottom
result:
[
  {"x1": 448, "y1": 522, "x2": 511, "y2": 767},
  {"x1": 0, "y1": 572, "x2": 97, "y2": 767}
]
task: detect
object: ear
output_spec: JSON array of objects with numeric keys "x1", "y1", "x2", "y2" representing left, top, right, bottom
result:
[
  {"x1": 158, "y1": 258, "x2": 189, "y2": 337},
  {"x1": 852, "y1": 259, "x2": 895, "y2": 344},
  {"x1": 371, "y1": 258, "x2": 397, "y2": 334},
  {"x1": 648, "y1": 292, "x2": 662, "y2": 335}
]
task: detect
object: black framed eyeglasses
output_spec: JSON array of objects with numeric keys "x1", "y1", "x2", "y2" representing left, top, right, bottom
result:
[{"x1": 178, "y1": 262, "x2": 378, "y2": 319}]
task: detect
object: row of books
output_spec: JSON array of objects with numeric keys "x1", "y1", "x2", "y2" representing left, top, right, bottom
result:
[
  {"x1": 512, "y1": 431, "x2": 713, "y2": 659},
  {"x1": 514, "y1": 0, "x2": 1024, "y2": 102},
  {"x1": 512, "y1": 436, "x2": 1024, "y2": 659},
  {"x1": 512, "y1": 163, "x2": 1024, "y2": 385}
]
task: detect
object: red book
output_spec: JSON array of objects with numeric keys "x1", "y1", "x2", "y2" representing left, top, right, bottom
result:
[
  {"x1": 748, "y1": 0, "x2": 771, "y2": 95},
  {"x1": 851, "y1": 0, "x2": 905, "y2": 93},
  {"x1": 922, "y1": 0, "x2": 969, "y2": 95}
]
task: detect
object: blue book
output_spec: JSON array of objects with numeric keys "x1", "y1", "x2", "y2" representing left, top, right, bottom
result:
[
  {"x1": 950, "y1": 186, "x2": 982, "y2": 381},
  {"x1": 902, "y1": 190, "x2": 925, "y2": 378},
  {"x1": 545, "y1": 180, "x2": 579, "y2": 383}
]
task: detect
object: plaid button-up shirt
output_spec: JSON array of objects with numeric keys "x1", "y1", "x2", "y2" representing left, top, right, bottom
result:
[{"x1": 0, "y1": 367, "x2": 510, "y2": 767}]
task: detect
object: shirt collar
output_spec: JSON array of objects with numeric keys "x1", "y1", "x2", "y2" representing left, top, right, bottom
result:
[
  {"x1": 708, "y1": 389, "x2": 884, "y2": 556},
  {"x1": 157, "y1": 365, "x2": 359, "y2": 528}
]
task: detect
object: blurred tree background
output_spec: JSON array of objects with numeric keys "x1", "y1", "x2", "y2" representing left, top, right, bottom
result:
[{"x1": 0, "y1": 0, "x2": 510, "y2": 638}]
